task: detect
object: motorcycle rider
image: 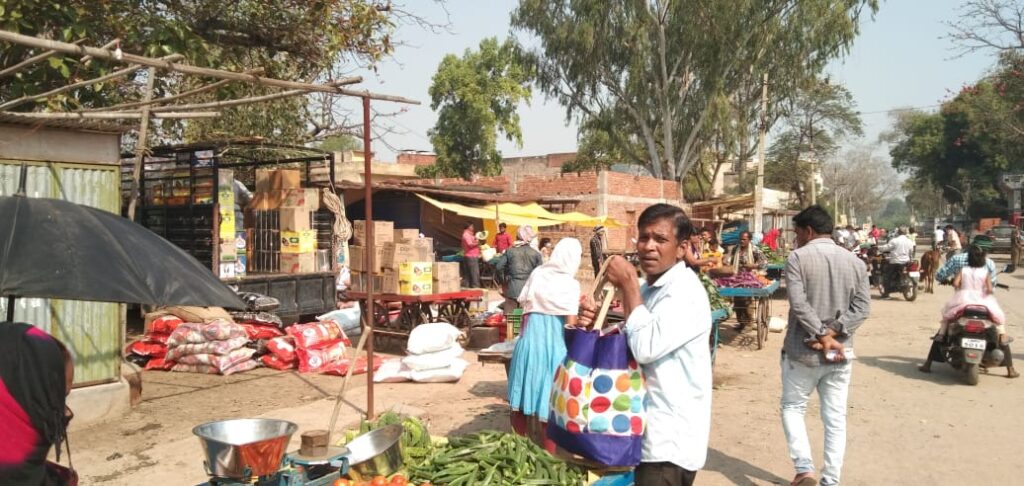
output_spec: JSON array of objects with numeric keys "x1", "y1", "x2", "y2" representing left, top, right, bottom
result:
[
  {"x1": 876, "y1": 227, "x2": 915, "y2": 298},
  {"x1": 919, "y1": 236, "x2": 1018, "y2": 378}
]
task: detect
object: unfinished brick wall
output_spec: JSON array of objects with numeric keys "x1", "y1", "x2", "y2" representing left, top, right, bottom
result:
[
  {"x1": 406, "y1": 175, "x2": 511, "y2": 192},
  {"x1": 606, "y1": 172, "x2": 679, "y2": 199},
  {"x1": 518, "y1": 171, "x2": 601, "y2": 197},
  {"x1": 396, "y1": 153, "x2": 437, "y2": 166}
]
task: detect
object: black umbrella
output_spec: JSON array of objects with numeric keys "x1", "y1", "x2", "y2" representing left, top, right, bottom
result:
[{"x1": 1, "y1": 194, "x2": 245, "y2": 319}]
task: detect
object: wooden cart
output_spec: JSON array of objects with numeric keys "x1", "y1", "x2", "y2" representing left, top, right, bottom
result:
[
  {"x1": 346, "y1": 289, "x2": 484, "y2": 346},
  {"x1": 716, "y1": 280, "x2": 780, "y2": 350}
]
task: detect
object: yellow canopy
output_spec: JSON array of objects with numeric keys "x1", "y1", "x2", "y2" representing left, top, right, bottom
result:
[
  {"x1": 483, "y1": 202, "x2": 625, "y2": 228},
  {"x1": 415, "y1": 194, "x2": 563, "y2": 227}
]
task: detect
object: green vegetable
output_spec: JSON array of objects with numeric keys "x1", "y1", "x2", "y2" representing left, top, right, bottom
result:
[
  {"x1": 699, "y1": 272, "x2": 732, "y2": 315},
  {"x1": 343, "y1": 411, "x2": 435, "y2": 467},
  {"x1": 407, "y1": 431, "x2": 586, "y2": 486}
]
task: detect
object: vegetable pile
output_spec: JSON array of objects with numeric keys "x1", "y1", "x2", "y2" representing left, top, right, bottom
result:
[
  {"x1": 343, "y1": 412, "x2": 433, "y2": 467},
  {"x1": 714, "y1": 271, "x2": 772, "y2": 289},
  {"x1": 698, "y1": 273, "x2": 731, "y2": 313},
  {"x1": 760, "y1": 245, "x2": 785, "y2": 265},
  {"x1": 407, "y1": 431, "x2": 586, "y2": 486}
]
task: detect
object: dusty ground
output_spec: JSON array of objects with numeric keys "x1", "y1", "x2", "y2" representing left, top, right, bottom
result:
[{"x1": 71, "y1": 251, "x2": 1023, "y2": 485}]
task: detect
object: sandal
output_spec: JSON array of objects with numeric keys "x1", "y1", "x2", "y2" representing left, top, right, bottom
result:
[{"x1": 791, "y1": 474, "x2": 818, "y2": 486}]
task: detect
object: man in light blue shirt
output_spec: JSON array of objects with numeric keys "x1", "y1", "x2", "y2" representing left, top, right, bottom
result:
[{"x1": 581, "y1": 203, "x2": 712, "y2": 486}]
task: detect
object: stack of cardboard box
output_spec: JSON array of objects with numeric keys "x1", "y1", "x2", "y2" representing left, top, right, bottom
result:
[
  {"x1": 246, "y1": 169, "x2": 320, "y2": 274},
  {"x1": 350, "y1": 224, "x2": 442, "y2": 295},
  {"x1": 433, "y1": 262, "x2": 461, "y2": 294},
  {"x1": 349, "y1": 220, "x2": 393, "y2": 292}
]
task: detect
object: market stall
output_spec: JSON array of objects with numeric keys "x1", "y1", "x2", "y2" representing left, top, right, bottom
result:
[
  {"x1": 127, "y1": 141, "x2": 342, "y2": 323},
  {"x1": 714, "y1": 274, "x2": 780, "y2": 350}
]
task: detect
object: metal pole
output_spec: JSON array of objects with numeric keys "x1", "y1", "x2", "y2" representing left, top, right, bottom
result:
[
  {"x1": 753, "y1": 73, "x2": 768, "y2": 234},
  {"x1": 5, "y1": 296, "x2": 14, "y2": 322},
  {"x1": 362, "y1": 96, "x2": 375, "y2": 420}
]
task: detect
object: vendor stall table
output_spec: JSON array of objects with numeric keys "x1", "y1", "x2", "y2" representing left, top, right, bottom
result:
[
  {"x1": 765, "y1": 263, "x2": 785, "y2": 280},
  {"x1": 346, "y1": 289, "x2": 484, "y2": 346},
  {"x1": 716, "y1": 280, "x2": 780, "y2": 350}
]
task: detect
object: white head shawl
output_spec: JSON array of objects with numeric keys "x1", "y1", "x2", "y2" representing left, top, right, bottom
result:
[{"x1": 518, "y1": 238, "x2": 582, "y2": 316}]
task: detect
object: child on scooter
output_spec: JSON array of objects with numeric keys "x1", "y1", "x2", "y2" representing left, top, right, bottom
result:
[{"x1": 934, "y1": 245, "x2": 1008, "y2": 344}]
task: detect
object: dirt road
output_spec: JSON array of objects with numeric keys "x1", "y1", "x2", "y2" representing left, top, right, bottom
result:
[{"x1": 71, "y1": 254, "x2": 1022, "y2": 485}]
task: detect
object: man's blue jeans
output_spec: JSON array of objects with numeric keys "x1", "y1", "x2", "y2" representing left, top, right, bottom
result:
[{"x1": 780, "y1": 355, "x2": 853, "y2": 486}]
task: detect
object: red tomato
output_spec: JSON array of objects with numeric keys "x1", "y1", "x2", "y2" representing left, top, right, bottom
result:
[
  {"x1": 371, "y1": 476, "x2": 388, "y2": 486},
  {"x1": 332, "y1": 479, "x2": 350, "y2": 486},
  {"x1": 389, "y1": 475, "x2": 408, "y2": 486}
]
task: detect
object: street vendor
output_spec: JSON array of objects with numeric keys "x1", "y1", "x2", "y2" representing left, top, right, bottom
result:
[
  {"x1": 579, "y1": 204, "x2": 712, "y2": 486},
  {"x1": 494, "y1": 222, "x2": 513, "y2": 253},
  {"x1": 461, "y1": 223, "x2": 482, "y2": 288},
  {"x1": 507, "y1": 238, "x2": 583, "y2": 453},
  {"x1": 724, "y1": 231, "x2": 768, "y2": 328},
  {"x1": 493, "y1": 225, "x2": 544, "y2": 313},
  {"x1": 0, "y1": 323, "x2": 75, "y2": 485}
]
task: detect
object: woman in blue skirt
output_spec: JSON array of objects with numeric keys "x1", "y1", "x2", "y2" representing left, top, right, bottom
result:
[{"x1": 507, "y1": 238, "x2": 582, "y2": 452}]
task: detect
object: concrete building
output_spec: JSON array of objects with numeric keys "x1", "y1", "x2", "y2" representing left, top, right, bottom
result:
[{"x1": 0, "y1": 115, "x2": 130, "y2": 429}]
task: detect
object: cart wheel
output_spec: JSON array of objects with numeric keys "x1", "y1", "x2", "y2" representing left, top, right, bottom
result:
[
  {"x1": 371, "y1": 302, "x2": 390, "y2": 328},
  {"x1": 756, "y1": 299, "x2": 768, "y2": 350},
  {"x1": 397, "y1": 304, "x2": 428, "y2": 332}
]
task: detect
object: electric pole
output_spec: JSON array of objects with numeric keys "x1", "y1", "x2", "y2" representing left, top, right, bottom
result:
[{"x1": 753, "y1": 72, "x2": 769, "y2": 233}]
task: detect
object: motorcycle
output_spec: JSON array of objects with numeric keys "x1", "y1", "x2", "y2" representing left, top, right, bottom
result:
[
  {"x1": 938, "y1": 304, "x2": 1009, "y2": 385},
  {"x1": 880, "y1": 260, "x2": 920, "y2": 302}
]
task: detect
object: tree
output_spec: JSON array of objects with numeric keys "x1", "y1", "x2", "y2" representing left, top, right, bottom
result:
[
  {"x1": 511, "y1": 0, "x2": 878, "y2": 200},
  {"x1": 946, "y1": 0, "x2": 1024, "y2": 56},
  {"x1": 417, "y1": 37, "x2": 532, "y2": 179},
  {"x1": 316, "y1": 134, "x2": 362, "y2": 153},
  {"x1": 765, "y1": 78, "x2": 863, "y2": 205},
  {"x1": 820, "y1": 145, "x2": 900, "y2": 222},
  {"x1": 0, "y1": 1, "x2": 440, "y2": 145}
]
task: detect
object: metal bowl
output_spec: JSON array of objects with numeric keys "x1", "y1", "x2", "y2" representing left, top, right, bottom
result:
[
  {"x1": 345, "y1": 424, "x2": 404, "y2": 480},
  {"x1": 193, "y1": 418, "x2": 298, "y2": 479}
]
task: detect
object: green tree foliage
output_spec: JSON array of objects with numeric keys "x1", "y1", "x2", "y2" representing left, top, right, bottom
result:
[
  {"x1": 511, "y1": 0, "x2": 878, "y2": 199},
  {"x1": 766, "y1": 78, "x2": 863, "y2": 205},
  {"x1": 886, "y1": 53, "x2": 1024, "y2": 219},
  {"x1": 0, "y1": 1, "x2": 403, "y2": 144},
  {"x1": 316, "y1": 134, "x2": 362, "y2": 153},
  {"x1": 417, "y1": 38, "x2": 532, "y2": 179}
]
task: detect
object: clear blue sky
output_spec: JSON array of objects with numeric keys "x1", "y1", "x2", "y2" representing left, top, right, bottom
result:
[{"x1": 350, "y1": 0, "x2": 996, "y2": 162}]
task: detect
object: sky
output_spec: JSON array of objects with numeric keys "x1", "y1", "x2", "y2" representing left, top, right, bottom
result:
[{"x1": 347, "y1": 0, "x2": 998, "y2": 163}]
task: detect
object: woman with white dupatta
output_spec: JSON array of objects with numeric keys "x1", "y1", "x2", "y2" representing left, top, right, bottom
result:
[{"x1": 507, "y1": 238, "x2": 582, "y2": 453}]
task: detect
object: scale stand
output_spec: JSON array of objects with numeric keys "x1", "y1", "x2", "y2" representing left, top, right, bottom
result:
[{"x1": 199, "y1": 448, "x2": 350, "y2": 486}]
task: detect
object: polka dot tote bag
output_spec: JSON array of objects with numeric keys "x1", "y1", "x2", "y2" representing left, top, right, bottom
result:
[{"x1": 546, "y1": 326, "x2": 646, "y2": 467}]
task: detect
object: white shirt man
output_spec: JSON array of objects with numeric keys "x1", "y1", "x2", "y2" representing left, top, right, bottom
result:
[
  {"x1": 933, "y1": 227, "x2": 945, "y2": 247},
  {"x1": 878, "y1": 232, "x2": 915, "y2": 264},
  {"x1": 946, "y1": 228, "x2": 962, "y2": 251}
]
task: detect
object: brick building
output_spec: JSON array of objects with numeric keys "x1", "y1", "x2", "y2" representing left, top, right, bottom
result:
[{"x1": 399, "y1": 153, "x2": 681, "y2": 251}]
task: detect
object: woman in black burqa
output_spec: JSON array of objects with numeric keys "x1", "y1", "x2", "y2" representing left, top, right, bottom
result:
[{"x1": 0, "y1": 322, "x2": 75, "y2": 485}]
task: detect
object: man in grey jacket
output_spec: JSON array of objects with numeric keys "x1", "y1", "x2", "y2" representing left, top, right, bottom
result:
[{"x1": 782, "y1": 205, "x2": 870, "y2": 486}]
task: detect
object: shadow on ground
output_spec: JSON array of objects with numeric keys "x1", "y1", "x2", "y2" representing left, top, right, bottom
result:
[
  {"x1": 706, "y1": 447, "x2": 788, "y2": 485},
  {"x1": 445, "y1": 403, "x2": 510, "y2": 436},
  {"x1": 859, "y1": 354, "x2": 965, "y2": 385}
]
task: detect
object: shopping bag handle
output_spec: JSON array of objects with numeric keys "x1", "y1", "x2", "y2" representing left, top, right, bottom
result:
[{"x1": 588, "y1": 258, "x2": 618, "y2": 333}]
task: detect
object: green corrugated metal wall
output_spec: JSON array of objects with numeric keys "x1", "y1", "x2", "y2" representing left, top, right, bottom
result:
[{"x1": 0, "y1": 161, "x2": 123, "y2": 386}]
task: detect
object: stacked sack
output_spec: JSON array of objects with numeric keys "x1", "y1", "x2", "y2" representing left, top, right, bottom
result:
[
  {"x1": 163, "y1": 320, "x2": 258, "y2": 375},
  {"x1": 376, "y1": 322, "x2": 468, "y2": 383},
  {"x1": 262, "y1": 321, "x2": 380, "y2": 375},
  {"x1": 125, "y1": 315, "x2": 182, "y2": 369}
]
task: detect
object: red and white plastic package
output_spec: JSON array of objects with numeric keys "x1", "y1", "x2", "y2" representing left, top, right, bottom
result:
[
  {"x1": 240, "y1": 323, "x2": 285, "y2": 340},
  {"x1": 149, "y1": 315, "x2": 184, "y2": 334},
  {"x1": 171, "y1": 359, "x2": 257, "y2": 376},
  {"x1": 261, "y1": 354, "x2": 296, "y2": 370},
  {"x1": 267, "y1": 336, "x2": 298, "y2": 363},
  {"x1": 201, "y1": 319, "x2": 248, "y2": 341},
  {"x1": 126, "y1": 340, "x2": 168, "y2": 358},
  {"x1": 165, "y1": 336, "x2": 249, "y2": 361},
  {"x1": 322, "y1": 355, "x2": 384, "y2": 377},
  {"x1": 287, "y1": 321, "x2": 348, "y2": 349},
  {"x1": 295, "y1": 338, "x2": 347, "y2": 373},
  {"x1": 144, "y1": 358, "x2": 176, "y2": 371},
  {"x1": 173, "y1": 348, "x2": 256, "y2": 373}
]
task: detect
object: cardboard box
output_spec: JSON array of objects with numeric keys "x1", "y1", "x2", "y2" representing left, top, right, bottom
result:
[
  {"x1": 394, "y1": 228, "x2": 420, "y2": 241},
  {"x1": 279, "y1": 207, "x2": 311, "y2": 232},
  {"x1": 281, "y1": 230, "x2": 316, "y2": 253},
  {"x1": 350, "y1": 271, "x2": 385, "y2": 293},
  {"x1": 255, "y1": 169, "x2": 274, "y2": 192},
  {"x1": 399, "y1": 280, "x2": 433, "y2": 296},
  {"x1": 382, "y1": 269, "x2": 399, "y2": 294},
  {"x1": 382, "y1": 242, "x2": 415, "y2": 268},
  {"x1": 272, "y1": 169, "x2": 301, "y2": 190},
  {"x1": 219, "y1": 263, "x2": 237, "y2": 279},
  {"x1": 433, "y1": 262, "x2": 460, "y2": 281},
  {"x1": 352, "y1": 220, "x2": 394, "y2": 246},
  {"x1": 280, "y1": 252, "x2": 316, "y2": 274},
  {"x1": 398, "y1": 262, "x2": 433, "y2": 283},
  {"x1": 348, "y1": 245, "x2": 385, "y2": 273},
  {"x1": 349, "y1": 271, "x2": 365, "y2": 291},
  {"x1": 247, "y1": 191, "x2": 284, "y2": 211},
  {"x1": 433, "y1": 278, "x2": 460, "y2": 294},
  {"x1": 281, "y1": 188, "x2": 320, "y2": 211}
]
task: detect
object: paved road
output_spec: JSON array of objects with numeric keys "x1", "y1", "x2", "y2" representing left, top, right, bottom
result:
[{"x1": 703, "y1": 250, "x2": 1021, "y2": 485}]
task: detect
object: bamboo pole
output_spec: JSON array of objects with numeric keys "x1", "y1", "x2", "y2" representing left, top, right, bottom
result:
[
  {"x1": 0, "y1": 29, "x2": 418, "y2": 103},
  {"x1": 362, "y1": 95, "x2": 375, "y2": 420},
  {"x1": 0, "y1": 111, "x2": 219, "y2": 119},
  {"x1": 0, "y1": 38, "x2": 97, "y2": 78},
  {"x1": 0, "y1": 53, "x2": 184, "y2": 111},
  {"x1": 79, "y1": 68, "x2": 265, "y2": 112},
  {"x1": 127, "y1": 67, "x2": 158, "y2": 221},
  {"x1": 150, "y1": 78, "x2": 354, "y2": 112}
]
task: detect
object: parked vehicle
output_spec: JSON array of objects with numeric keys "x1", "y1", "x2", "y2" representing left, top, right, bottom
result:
[
  {"x1": 937, "y1": 305, "x2": 1008, "y2": 385},
  {"x1": 985, "y1": 224, "x2": 1016, "y2": 254}
]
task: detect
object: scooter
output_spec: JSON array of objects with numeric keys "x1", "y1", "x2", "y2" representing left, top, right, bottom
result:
[
  {"x1": 939, "y1": 304, "x2": 1010, "y2": 385},
  {"x1": 880, "y1": 260, "x2": 920, "y2": 301}
]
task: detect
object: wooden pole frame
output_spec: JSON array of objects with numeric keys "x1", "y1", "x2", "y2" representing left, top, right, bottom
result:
[
  {"x1": 0, "y1": 111, "x2": 219, "y2": 119},
  {"x1": 148, "y1": 78, "x2": 356, "y2": 113},
  {"x1": 78, "y1": 67, "x2": 265, "y2": 112},
  {"x1": 0, "y1": 29, "x2": 418, "y2": 103}
]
